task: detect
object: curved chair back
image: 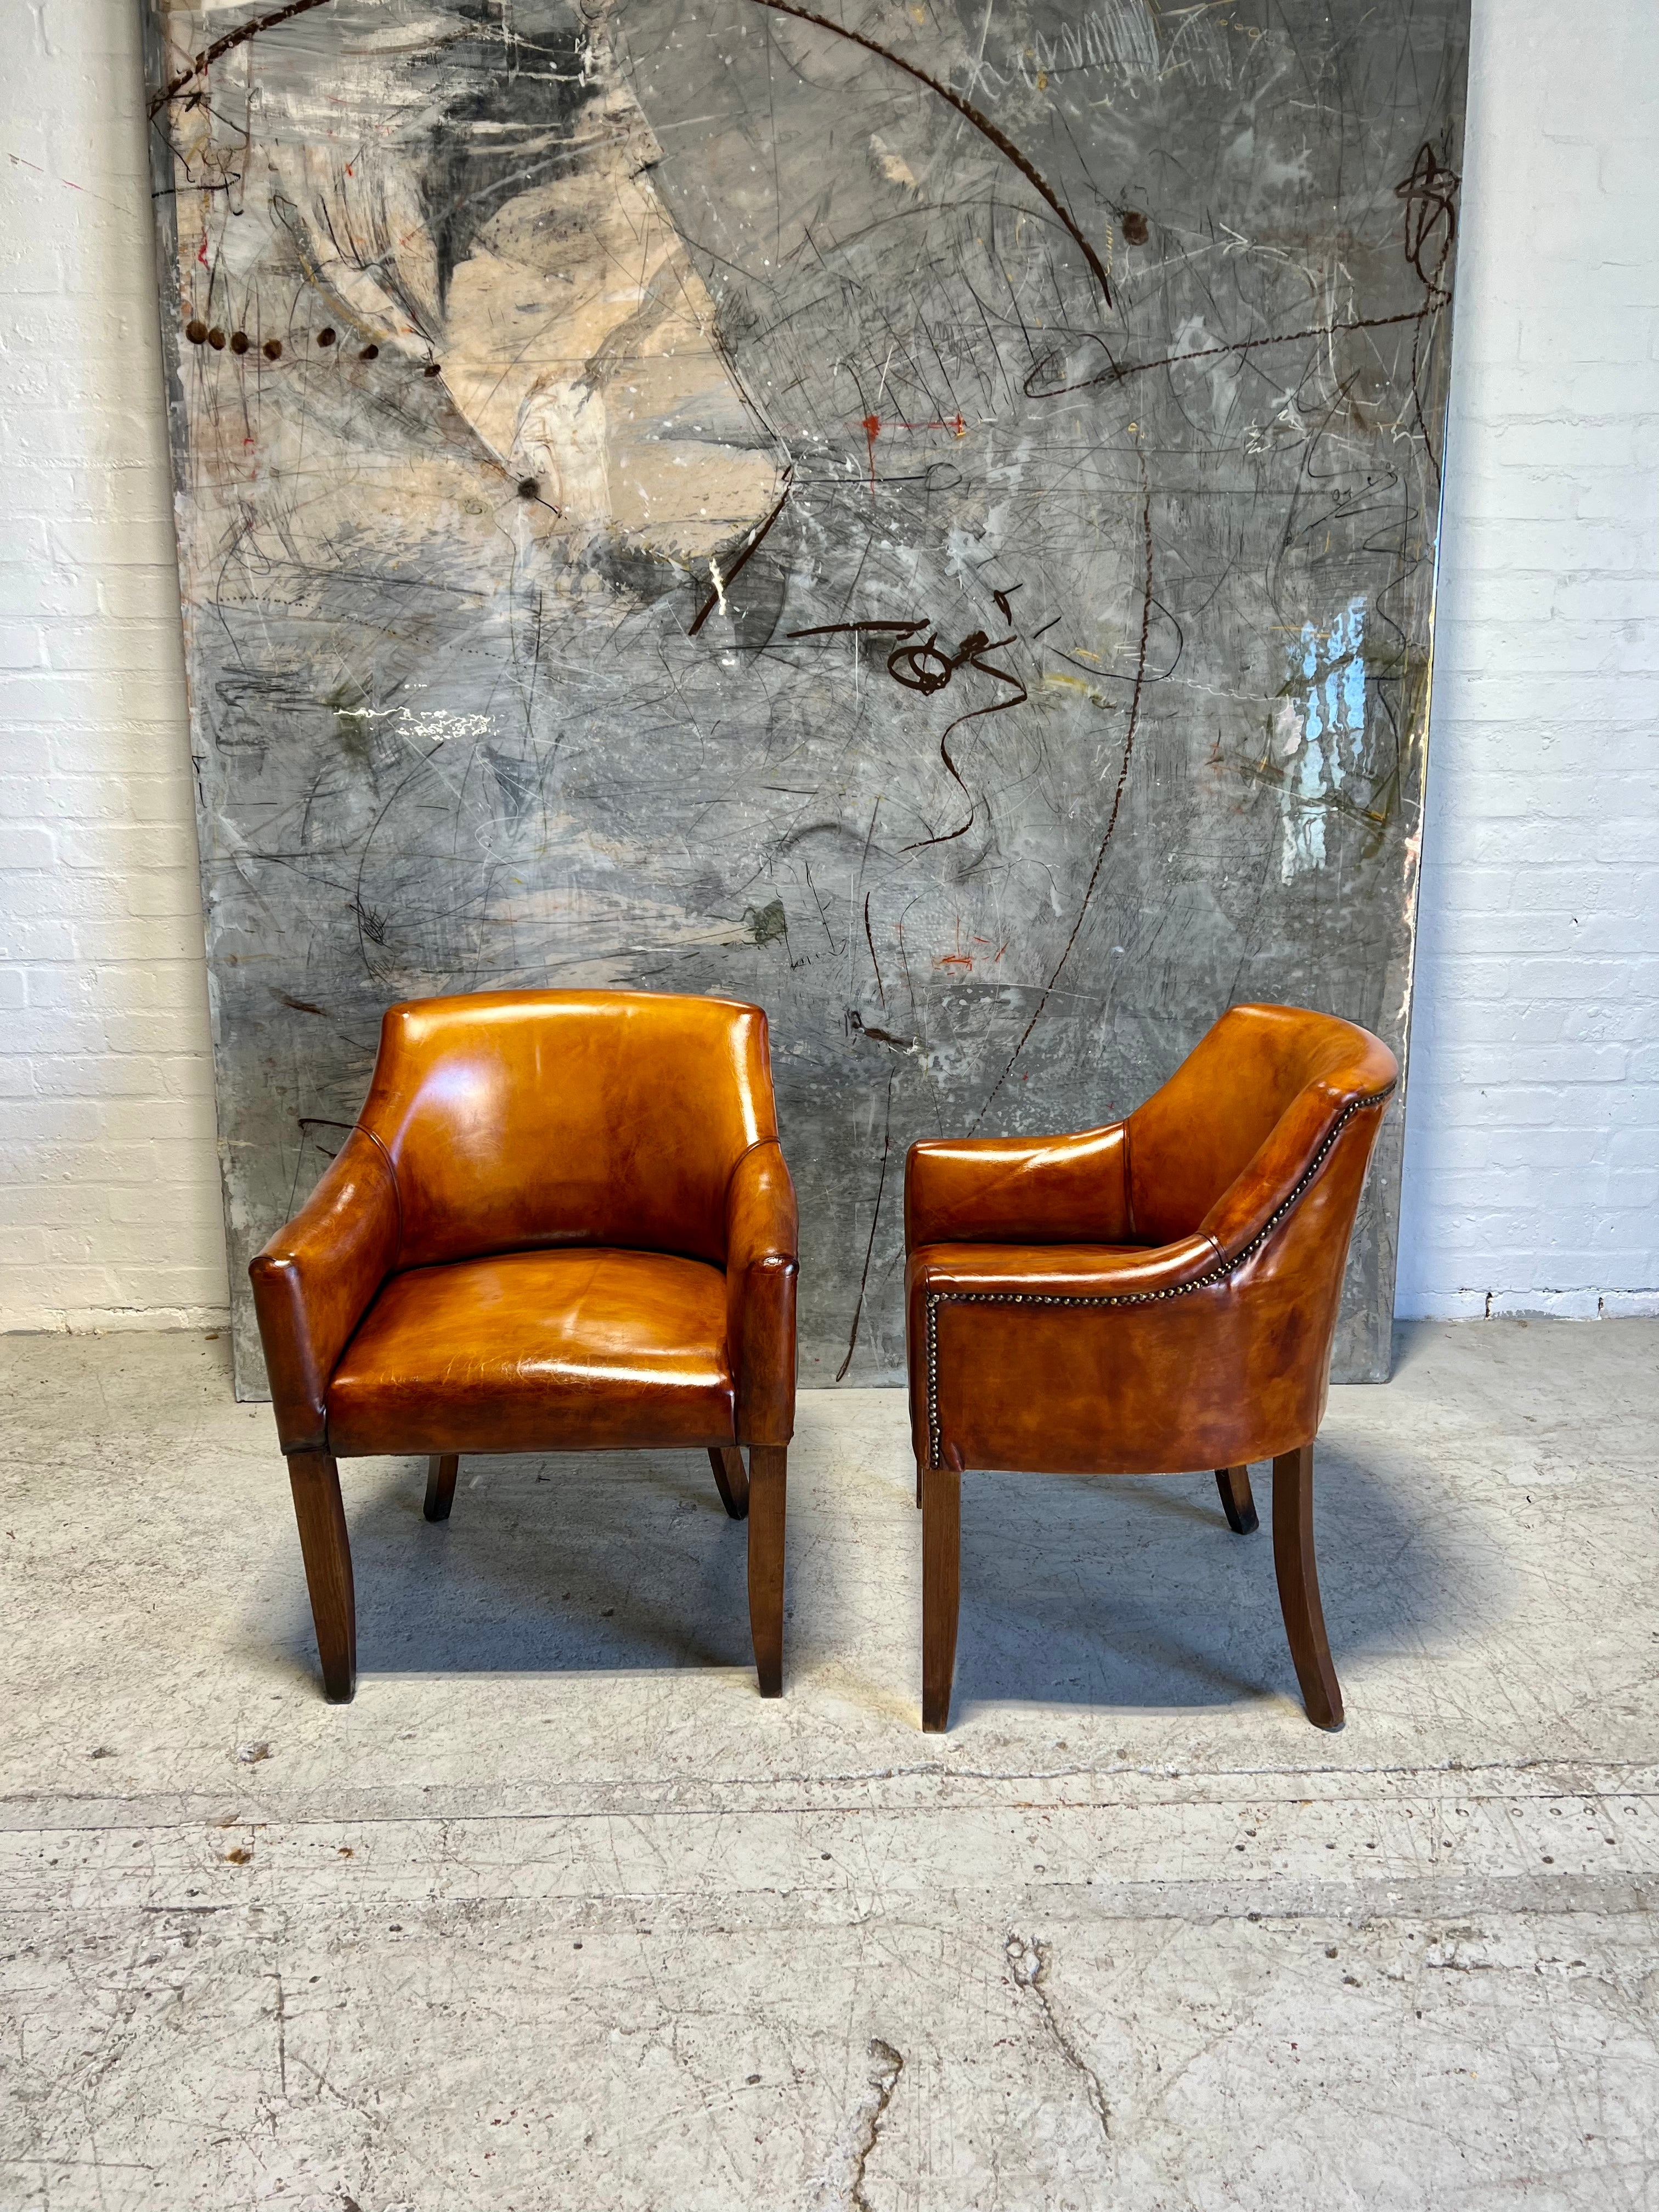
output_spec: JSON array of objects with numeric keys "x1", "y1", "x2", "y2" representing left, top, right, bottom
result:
[
  {"x1": 357, "y1": 989, "x2": 776, "y2": 1269},
  {"x1": 1126, "y1": 1003, "x2": 1397, "y2": 1248}
]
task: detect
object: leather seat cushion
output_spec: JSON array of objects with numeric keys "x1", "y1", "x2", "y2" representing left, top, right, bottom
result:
[{"x1": 325, "y1": 1248, "x2": 735, "y2": 1457}]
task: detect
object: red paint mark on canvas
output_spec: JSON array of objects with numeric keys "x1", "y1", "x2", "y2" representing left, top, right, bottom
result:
[{"x1": 860, "y1": 413, "x2": 881, "y2": 498}]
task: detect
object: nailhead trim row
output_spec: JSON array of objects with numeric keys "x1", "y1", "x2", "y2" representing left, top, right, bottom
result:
[{"x1": 923, "y1": 1084, "x2": 1396, "y2": 1469}]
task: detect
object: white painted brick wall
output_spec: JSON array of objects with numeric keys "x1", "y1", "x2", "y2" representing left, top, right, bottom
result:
[
  {"x1": 1396, "y1": 0, "x2": 1659, "y2": 1319},
  {"x1": 1, "y1": 0, "x2": 1655, "y2": 1336},
  {"x1": 0, "y1": 0, "x2": 229, "y2": 1332}
]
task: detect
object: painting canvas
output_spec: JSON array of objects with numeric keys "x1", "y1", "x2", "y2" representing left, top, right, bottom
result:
[{"x1": 142, "y1": 0, "x2": 1468, "y2": 1395}]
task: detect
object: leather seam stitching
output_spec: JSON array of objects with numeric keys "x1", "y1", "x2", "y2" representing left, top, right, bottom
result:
[
  {"x1": 357, "y1": 1122, "x2": 404, "y2": 1267},
  {"x1": 924, "y1": 1082, "x2": 1395, "y2": 1469},
  {"x1": 731, "y1": 1135, "x2": 783, "y2": 1170},
  {"x1": 725, "y1": 1136, "x2": 795, "y2": 1274}
]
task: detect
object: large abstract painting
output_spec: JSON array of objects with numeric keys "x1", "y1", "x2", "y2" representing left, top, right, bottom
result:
[{"x1": 143, "y1": 0, "x2": 1468, "y2": 1395}]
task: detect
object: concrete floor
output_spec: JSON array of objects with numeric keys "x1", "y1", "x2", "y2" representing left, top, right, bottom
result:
[{"x1": 1, "y1": 1321, "x2": 1656, "y2": 2210}]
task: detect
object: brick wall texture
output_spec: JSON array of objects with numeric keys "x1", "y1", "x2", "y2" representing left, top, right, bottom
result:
[
  {"x1": 2, "y1": 0, "x2": 226, "y2": 1331},
  {"x1": 1395, "y1": 0, "x2": 1659, "y2": 1318},
  {"x1": 1, "y1": 0, "x2": 1655, "y2": 1333}
]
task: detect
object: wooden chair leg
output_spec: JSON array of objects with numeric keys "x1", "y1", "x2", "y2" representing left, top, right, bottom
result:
[
  {"x1": 423, "y1": 1454, "x2": 460, "y2": 1523},
  {"x1": 1271, "y1": 1442, "x2": 1343, "y2": 1730},
  {"x1": 921, "y1": 1454, "x2": 962, "y2": 1733},
  {"x1": 1215, "y1": 1464, "x2": 1259, "y2": 1534},
  {"x1": 747, "y1": 1445, "x2": 786, "y2": 1697},
  {"x1": 287, "y1": 1448, "x2": 356, "y2": 1703},
  {"x1": 709, "y1": 1446, "x2": 750, "y2": 1520},
  {"x1": 916, "y1": 1457, "x2": 923, "y2": 1509}
]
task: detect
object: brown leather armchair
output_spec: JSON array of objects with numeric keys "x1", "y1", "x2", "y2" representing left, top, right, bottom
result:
[
  {"x1": 905, "y1": 1003, "x2": 1397, "y2": 1734},
  {"x1": 251, "y1": 990, "x2": 798, "y2": 1703}
]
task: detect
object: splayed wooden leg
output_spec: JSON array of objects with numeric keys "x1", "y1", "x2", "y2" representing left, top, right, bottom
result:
[
  {"x1": 1215, "y1": 1464, "x2": 1259, "y2": 1534},
  {"x1": 287, "y1": 1448, "x2": 356, "y2": 1703},
  {"x1": 708, "y1": 1446, "x2": 750, "y2": 1520},
  {"x1": 922, "y1": 1453, "x2": 962, "y2": 1733},
  {"x1": 423, "y1": 1454, "x2": 459, "y2": 1523},
  {"x1": 747, "y1": 1445, "x2": 786, "y2": 1697},
  {"x1": 1272, "y1": 1442, "x2": 1343, "y2": 1730}
]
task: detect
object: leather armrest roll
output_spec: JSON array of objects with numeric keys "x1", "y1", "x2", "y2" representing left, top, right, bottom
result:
[
  {"x1": 725, "y1": 1137, "x2": 799, "y2": 1447},
  {"x1": 250, "y1": 1127, "x2": 402, "y2": 1453},
  {"x1": 904, "y1": 1122, "x2": 1132, "y2": 1250}
]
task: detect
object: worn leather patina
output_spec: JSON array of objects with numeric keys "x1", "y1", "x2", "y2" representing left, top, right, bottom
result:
[
  {"x1": 903, "y1": 1002, "x2": 1398, "y2": 1732},
  {"x1": 906, "y1": 1003, "x2": 1397, "y2": 1478},
  {"x1": 250, "y1": 989, "x2": 798, "y2": 1703}
]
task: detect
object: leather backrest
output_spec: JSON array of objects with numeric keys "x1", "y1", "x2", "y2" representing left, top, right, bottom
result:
[
  {"x1": 1126, "y1": 1003, "x2": 1397, "y2": 1246},
  {"x1": 358, "y1": 990, "x2": 777, "y2": 1268}
]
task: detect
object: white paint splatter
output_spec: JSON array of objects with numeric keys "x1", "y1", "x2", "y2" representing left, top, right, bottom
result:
[{"x1": 338, "y1": 704, "x2": 492, "y2": 746}]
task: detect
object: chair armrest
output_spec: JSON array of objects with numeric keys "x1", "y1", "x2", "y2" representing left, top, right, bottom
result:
[
  {"x1": 725, "y1": 1138, "x2": 799, "y2": 1446},
  {"x1": 249, "y1": 1128, "x2": 402, "y2": 1453},
  {"x1": 907, "y1": 1232, "x2": 1222, "y2": 1303},
  {"x1": 905, "y1": 1122, "x2": 1132, "y2": 1250}
]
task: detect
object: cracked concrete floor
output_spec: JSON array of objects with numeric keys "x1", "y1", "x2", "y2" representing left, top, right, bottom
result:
[{"x1": 1, "y1": 1319, "x2": 1657, "y2": 2209}]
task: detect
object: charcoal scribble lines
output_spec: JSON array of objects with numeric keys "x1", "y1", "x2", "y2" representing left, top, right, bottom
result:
[
  {"x1": 864, "y1": 893, "x2": 886, "y2": 1007},
  {"x1": 1396, "y1": 140, "x2": 1460, "y2": 481},
  {"x1": 1028, "y1": 142, "x2": 1458, "y2": 402},
  {"x1": 790, "y1": 611, "x2": 1030, "y2": 852},
  {"x1": 836, "y1": 1066, "x2": 895, "y2": 1381},
  {"x1": 901, "y1": 633, "x2": 1028, "y2": 853},
  {"x1": 150, "y1": 0, "x2": 334, "y2": 114},
  {"x1": 1028, "y1": 307, "x2": 1429, "y2": 399},
  {"x1": 1396, "y1": 141, "x2": 1459, "y2": 295},
  {"x1": 689, "y1": 465, "x2": 795, "y2": 636},
  {"x1": 975, "y1": 465, "x2": 1155, "y2": 1127},
  {"x1": 737, "y1": 0, "x2": 1113, "y2": 307}
]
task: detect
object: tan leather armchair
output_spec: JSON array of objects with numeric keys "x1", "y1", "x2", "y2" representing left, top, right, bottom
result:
[
  {"x1": 905, "y1": 1003, "x2": 1397, "y2": 1733},
  {"x1": 251, "y1": 990, "x2": 798, "y2": 1703}
]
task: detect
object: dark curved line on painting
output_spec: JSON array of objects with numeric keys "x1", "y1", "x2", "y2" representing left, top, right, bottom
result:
[
  {"x1": 1396, "y1": 143, "x2": 1459, "y2": 290},
  {"x1": 150, "y1": 0, "x2": 334, "y2": 112},
  {"x1": 972, "y1": 473, "x2": 1154, "y2": 1130},
  {"x1": 836, "y1": 1065, "x2": 896, "y2": 1381},
  {"x1": 351, "y1": 747, "x2": 444, "y2": 978},
  {"x1": 1050, "y1": 594, "x2": 1183, "y2": 689},
  {"x1": 901, "y1": 679, "x2": 1026, "y2": 852},
  {"x1": 1409, "y1": 312, "x2": 1442, "y2": 489},
  {"x1": 1024, "y1": 305, "x2": 1438, "y2": 399},
  {"x1": 864, "y1": 891, "x2": 886, "y2": 1006},
  {"x1": 737, "y1": 0, "x2": 1111, "y2": 308},
  {"x1": 1398, "y1": 151, "x2": 1459, "y2": 490},
  {"x1": 689, "y1": 467, "x2": 795, "y2": 636},
  {"x1": 288, "y1": 1115, "x2": 352, "y2": 1214}
]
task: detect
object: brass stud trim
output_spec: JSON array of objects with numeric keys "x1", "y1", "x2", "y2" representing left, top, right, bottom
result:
[{"x1": 924, "y1": 1084, "x2": 1396, "y2": 1469}]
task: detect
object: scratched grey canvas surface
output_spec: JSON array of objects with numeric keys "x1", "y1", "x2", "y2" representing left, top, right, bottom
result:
[{"x1": 142, "y1": 0, "x2": 1466, "y2": 1397}]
